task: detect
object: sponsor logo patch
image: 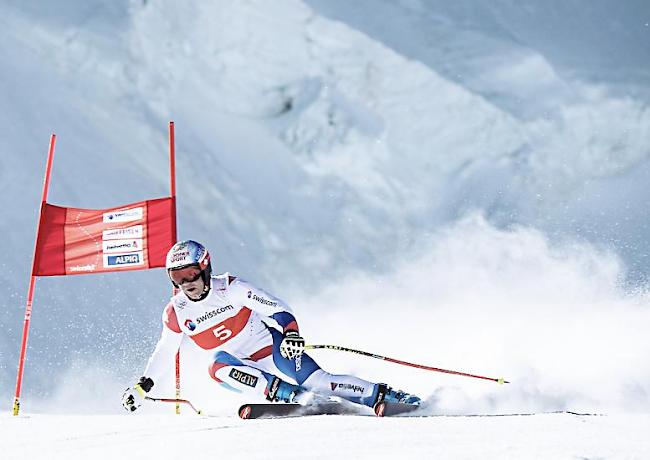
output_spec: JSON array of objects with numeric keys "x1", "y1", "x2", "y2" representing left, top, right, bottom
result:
[
  {"x1": 102, "y1": 239, "x2": 142, "y2": 254},
  {"x1": 103, "y1": 207, "x2": 143, "y2": 223},
  {"x1": 330, "y1": 382, "x2": 365, "y2": 393},
  {"x1": 267, "y1": 377, "x2": 281, "y2": 400},
  {"x1": 194, "y1": 305, "x2": 235, "y2": 325},
  {"x1": 103, "y1": 252, "x2": 144, "y2": 267},
  {"x1": 247, "y1": 292, "x2": 278, "y2": 307},
  {"x1": 102, "y1": 225, "x2": 143, "y2": 240},
  {"x1": 68, "y1": 264, "x2": 97, "y2": 272},
  {"x1": 185, "y1": 319, "x2": 196, "y2": 331},
  {"x1": 170, "y1": 251, "x2": 190, "y2": 263},
  {"x1": 229, "y1": 369, "x2": 259, "y2": 388}
]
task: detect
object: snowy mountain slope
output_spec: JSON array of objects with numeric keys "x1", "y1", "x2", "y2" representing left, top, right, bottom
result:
[
  {"x1": 0, "y1": 0, "x2": 649, "y2": 420},
  {"x1": 310, "y1": 5, "x2": 649, "y2": 227},
  {"x1": 306, "y1": 0, "x2": 650, "y2": 277},
  {"x1": 306, "y1": 0, "x2": 650, "y2": 105},
  {"x1": 126, "y1": 0, "x2": 650, "y2": 279}
]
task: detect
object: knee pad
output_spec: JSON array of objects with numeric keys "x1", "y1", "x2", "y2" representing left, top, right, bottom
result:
[{"x1": 209, "y1": 354, "x2": 271, "y2": 395}]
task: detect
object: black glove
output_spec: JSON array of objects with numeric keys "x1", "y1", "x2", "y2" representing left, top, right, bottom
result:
[
  {"x1": 279, "y1": 331, "x2": 305, "y2": 360},
  {"x1": 122, "y1": 377, "x2": 154, "y2": 412}
]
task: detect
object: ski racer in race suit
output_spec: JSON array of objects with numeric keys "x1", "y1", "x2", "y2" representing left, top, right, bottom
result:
[{"x1": 122, "y1": 240, "x2": 420, "y2": 412}]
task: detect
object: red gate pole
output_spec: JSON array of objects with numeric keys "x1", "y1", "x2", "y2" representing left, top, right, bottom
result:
[
  {"x1": 169, "y1": 121, "x2": 177, "y2": 200},
  {"x1": 169, "y1": 121, "x2": 181, "y2": 414},
  {"x1": 13, "y1": 134, "x2": 57, "y2": 416}
]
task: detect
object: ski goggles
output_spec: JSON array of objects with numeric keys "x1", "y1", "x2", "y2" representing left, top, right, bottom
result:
[{"x1": 169, "y1": 265, "x2": 202, "y2": 285}]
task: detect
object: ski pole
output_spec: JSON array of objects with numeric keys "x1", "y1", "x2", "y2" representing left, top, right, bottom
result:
[
  {"x1": 305, "y1": 344, "x2": 509, "y2": 384},
  {"x1": 145, "y1": 396, "x2": 203, "y2": 415}
]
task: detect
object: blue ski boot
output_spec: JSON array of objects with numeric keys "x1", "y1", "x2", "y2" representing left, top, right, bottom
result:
[
  {"x1": 373, "y1": 383, "x2": 421, "y2": 406},
  {"x1": 266, "y1": 376, "x2": 302, "y2": 403}
]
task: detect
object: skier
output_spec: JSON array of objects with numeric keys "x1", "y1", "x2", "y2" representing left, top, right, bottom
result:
[{"x1": 122, "y1": 240, "x2": 420, "y2": 413}]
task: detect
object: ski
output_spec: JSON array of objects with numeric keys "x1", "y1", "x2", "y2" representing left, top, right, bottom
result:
[
  {"x1": 238, "y1": 401, "x2": 422, "y2": 419},
  {"x1": 238, "y1": 401, "x2": 359, "y2": 419},
  {"x1": 238, "y1": 403, "x2": 300, "y2": 419},
  {"x1": 373, "y1": 401, "x2": 422, "y2": 417}
]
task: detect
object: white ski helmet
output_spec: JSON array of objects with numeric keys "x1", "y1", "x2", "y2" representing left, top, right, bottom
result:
[{"x1": 165, "y1": 240, "x2": 212, "y2": 288}]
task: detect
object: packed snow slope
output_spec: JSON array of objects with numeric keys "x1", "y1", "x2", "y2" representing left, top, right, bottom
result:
[
  {"x1": 1, "y1": 0, "x2": 649, "y2": 421},
  {"x1": 2, "y1": 412, "x2": 650, "y2": 460}
]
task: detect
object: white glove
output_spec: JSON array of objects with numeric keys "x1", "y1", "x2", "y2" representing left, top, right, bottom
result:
[
  {"x1": 279, "y1": 331, "x2": 305, "y2": 360},
  {"x1": 122, "y1": 377, "x2": 153, "y2": 412}
]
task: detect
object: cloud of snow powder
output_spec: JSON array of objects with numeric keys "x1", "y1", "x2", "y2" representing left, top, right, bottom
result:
[
  {"x1": 296, "y1": 213, "x2": 650, "y2": 415},
  {"x1": 19, "y1": 213, "x2": 650, "y2": 416}
]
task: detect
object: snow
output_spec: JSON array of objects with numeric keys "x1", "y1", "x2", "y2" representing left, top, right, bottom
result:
[
  {"x1": 2, "y1": 412, "x2": 649, "y2": 460},
  {"x1": 1, "y1": 0, "x2": 650, "y2": 456}
]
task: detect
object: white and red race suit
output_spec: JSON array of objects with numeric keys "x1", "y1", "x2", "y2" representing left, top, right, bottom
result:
[{"x1": 142, "y1": 273, "x2": 380, "y2": 406}]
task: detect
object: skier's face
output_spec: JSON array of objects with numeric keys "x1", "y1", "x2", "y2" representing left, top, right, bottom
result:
[{"x1": 170, "y1": 266, "x2": 206, "y2": 300}]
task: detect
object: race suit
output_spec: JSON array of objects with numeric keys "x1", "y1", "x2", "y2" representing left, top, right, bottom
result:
[{"x1": 142, "y1": 273, "x2": 380, "y2": 406}]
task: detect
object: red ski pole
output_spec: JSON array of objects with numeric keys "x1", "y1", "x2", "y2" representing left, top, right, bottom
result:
[
  {"x1": 305, "y1": 344, "x2": 509, "y2": 384},
  {"x1": 145, "y1": 396, "x2": 203, "y2": 415}
]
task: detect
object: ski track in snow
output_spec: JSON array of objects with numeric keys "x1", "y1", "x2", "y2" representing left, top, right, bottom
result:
[{"x1": 2, "y1": 412, "x2": 649, "y2": 460}]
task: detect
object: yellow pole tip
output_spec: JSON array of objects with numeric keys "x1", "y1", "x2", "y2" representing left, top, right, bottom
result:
[{"x1": 497, "y1": 377, "x2": 505, "y2": 385}]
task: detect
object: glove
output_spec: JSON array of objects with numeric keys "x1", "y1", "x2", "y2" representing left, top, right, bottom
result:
[
  {"x1": 279, "y1": 331, "x2": 305, "y2": 360},
  {"x1": 122, "y1": 377, "x2": 154, "y2": 412}
]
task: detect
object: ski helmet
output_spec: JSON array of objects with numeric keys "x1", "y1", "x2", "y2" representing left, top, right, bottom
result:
[{"x1": 166, "y1": 240, "x2": 212, "y2": 289}]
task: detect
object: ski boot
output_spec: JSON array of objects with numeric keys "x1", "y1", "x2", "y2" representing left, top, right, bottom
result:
[
  {"x1": 372, "y1": 383, "x2": 421, "y2": 416},
  {"x1": 374, "y1": 383, "x2": 421, "y2": 405},
  {"x1": 265, "y1": 376, "x2": 303, "y2": 403}
]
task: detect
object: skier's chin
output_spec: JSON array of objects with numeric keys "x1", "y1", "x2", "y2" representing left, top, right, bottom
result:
[{"x1": 183, "y1": 284, "x2": 204, "y2": 300}]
